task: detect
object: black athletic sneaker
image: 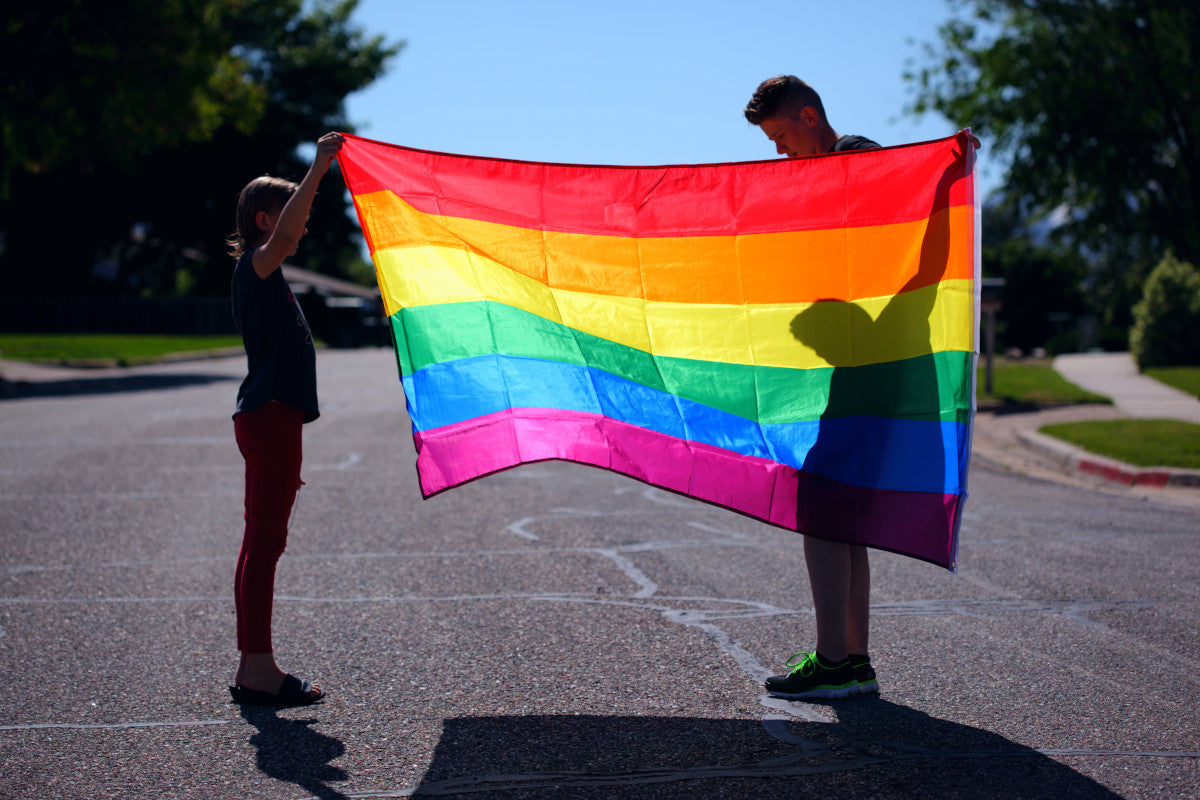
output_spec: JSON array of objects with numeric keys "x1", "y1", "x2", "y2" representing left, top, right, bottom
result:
[
  {"x1": 849, "y1": 656, "x2": 879, "y2": 694},
  {"x1": 764, "y1": 651, "x2": 858, "y2": 699}
]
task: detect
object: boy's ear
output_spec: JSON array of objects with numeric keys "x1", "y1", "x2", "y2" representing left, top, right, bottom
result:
[{"x1": 255, "y1": 210, "x2": 272, "y2": 232}]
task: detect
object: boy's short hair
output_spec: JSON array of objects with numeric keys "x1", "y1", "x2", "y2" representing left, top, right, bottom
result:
[
  {"x1": 227, "y1": 176, "x2": 298, "y2": 259},
  {"x1": 744, "y1": 75, "x2": 827, "y2": 125}
]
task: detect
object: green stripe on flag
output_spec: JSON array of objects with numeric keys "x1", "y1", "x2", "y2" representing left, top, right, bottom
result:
[{"x1": 390, "y1": 301, "x2": 972, "y2": 425}]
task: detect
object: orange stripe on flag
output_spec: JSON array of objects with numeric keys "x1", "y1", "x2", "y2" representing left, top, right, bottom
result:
[{"x1": 352, "y1": 191, "x2": 974, "y2": 304}]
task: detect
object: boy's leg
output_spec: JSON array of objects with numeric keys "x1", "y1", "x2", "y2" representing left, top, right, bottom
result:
[
  {"x1": 763, "y1": 536, "x2": 869, "y2": 699},
  {"x1": 765, "y1": 537, "x2": 873, "y2": 699},
  {"x1": 847, "y1": 544, "x2": 870, "y2": 656},
  {"x1": 804, "y1": 535, "x2": 851, "y2": 662}
]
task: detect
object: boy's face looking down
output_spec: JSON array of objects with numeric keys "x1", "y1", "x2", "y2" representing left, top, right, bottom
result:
[{"x1": 758, "y1": 106, "x2": 825, "y2": 159}]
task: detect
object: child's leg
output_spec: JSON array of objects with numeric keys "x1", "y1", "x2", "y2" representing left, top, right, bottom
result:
[{"x1": 234, "y1": 402, "x2": 304, "y2": 655}]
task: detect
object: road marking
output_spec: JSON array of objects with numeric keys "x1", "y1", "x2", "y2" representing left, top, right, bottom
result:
[
  {"x1": 504, "y1": 516, "x2": 542, "y2": 540},
  {"x1": 595, "y1": 549, "x2": 658, "y2": 597},
  {"x1": 0, "y1": 719, "x2": 228, "y2": 732},
  {"x1": 308, "y1": 452, "x2": 363, "y2": 470}
]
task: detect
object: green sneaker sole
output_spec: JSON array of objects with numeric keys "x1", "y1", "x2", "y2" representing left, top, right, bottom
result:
[{"x1": 765, "y1": 681, "x2": 859, "y2": 700}]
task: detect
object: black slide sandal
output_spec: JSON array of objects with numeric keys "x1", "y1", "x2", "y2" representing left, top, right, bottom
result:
[{"x1": 229, "y1": 673, "x2": 325, "y2": 706}]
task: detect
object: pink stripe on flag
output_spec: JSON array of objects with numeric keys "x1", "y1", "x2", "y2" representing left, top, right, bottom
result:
[
  {"x1": 412, "y1": 408, "x2": 798, "y2": 527},
  {"x1": 412, "y1": 408, "x2": 963, "y2": 566},
  {"x1": 795, "y1": 473, "x2": 963, "y2": 568}
]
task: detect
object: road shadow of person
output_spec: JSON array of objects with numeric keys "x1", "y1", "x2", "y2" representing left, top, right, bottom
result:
[
  {"x1": 238, "y1": 704, "x2": 350, "y2": 800},
  {"x1": 409, "y1": 706, "x2": 1120, "y2": 798},
  {"x1": 787, "y1": 147, "x2": 971, "y2": 563}
]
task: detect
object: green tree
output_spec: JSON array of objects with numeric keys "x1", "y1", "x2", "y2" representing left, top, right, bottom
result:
[
  {"x1": 1, "y1": 1, "x2": 265, "y2": 194},
  {"x1": 907, "y1": 0, "x2": 1200, "y2": 330},
  {"x1": 0, "y1": 0, "x2": 401, "y2": 297}
]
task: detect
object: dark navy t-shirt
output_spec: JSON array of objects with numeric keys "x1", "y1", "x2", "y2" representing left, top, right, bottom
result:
[
  {"x1": 231, "y1": 252, "x2": 319, "y2": 422},
  {"x1": 831, "y1": 134, "x2": 881, "y2": 152}
]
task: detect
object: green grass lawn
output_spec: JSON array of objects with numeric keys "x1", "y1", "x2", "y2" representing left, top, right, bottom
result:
[
  {"x1": 0, "y1": 333, "x2": 242, "y2": 366},
  {"x1": 1144, "y1": 366, "x2": 1200, "y2": 399},
  {"x1": 977, "y1": 359, "x2": 1111, "y2": 407},
  {"x1": 1040, "y1": 419, "x2": 1200, "y2": 469}
]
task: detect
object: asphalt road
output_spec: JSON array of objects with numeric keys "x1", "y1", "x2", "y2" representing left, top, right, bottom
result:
[{"x1": 1, "y1": 348, "x2": 1198, "y2": 799}]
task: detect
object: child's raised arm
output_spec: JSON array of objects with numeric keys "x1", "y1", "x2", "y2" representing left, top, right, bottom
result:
[{"x1": 252, "y1": 132, "x2": 345, "y2": 279}]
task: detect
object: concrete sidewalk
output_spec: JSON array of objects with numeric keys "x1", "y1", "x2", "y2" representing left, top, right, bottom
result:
[{"x1": 1055, "y1": 352, "x2": 1200, "y2": 423}]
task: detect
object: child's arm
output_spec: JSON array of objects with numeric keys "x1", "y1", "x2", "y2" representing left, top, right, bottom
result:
[{"x1": 252, "y1": 132, "x2": 345, "y2": 279}]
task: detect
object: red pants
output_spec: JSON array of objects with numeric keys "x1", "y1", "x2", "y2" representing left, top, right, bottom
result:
[{"x1": 234, "y1": 402, "x2": 305, "y2": 653}]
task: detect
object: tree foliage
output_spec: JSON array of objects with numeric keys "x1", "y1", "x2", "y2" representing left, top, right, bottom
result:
[
  {"x1": 908, "y1": 0, "x2": 1200, "y2": 327},
  {"x1": 1, "y1": 1, "x2": 265, "y2": 188},
  {"x1": 0, "y1": 0, "x2": 401, "y2": 297}
]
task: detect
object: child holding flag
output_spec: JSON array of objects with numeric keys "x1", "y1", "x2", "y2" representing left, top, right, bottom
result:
[{"x1": 225, "y1": 131, "x2": 343, "y2": 706}]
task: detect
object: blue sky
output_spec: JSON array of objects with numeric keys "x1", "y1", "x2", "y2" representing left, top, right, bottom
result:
[{"x1": 344, "y1": 0, "x2": 999, "y2": 195}]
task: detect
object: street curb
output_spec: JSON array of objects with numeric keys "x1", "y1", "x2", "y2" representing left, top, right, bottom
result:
[
  {"x1": 1017, "y1": 429, "x2": 1200, "y2": 489},
  {"x1": 0, "y1": 349, "x2": 245, "y2": 383}
]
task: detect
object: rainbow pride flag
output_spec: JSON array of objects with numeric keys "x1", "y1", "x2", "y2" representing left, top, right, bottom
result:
[{"x1": 338, "y1": 132, "x2": 979, "y2": 570}]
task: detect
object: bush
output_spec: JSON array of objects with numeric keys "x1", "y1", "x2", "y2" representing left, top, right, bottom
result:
[{"x1": 1130, "y1": 254, "x2": 1200, "y2": 369}]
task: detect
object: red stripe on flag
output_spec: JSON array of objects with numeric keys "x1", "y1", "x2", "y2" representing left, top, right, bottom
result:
[{"x1": 338, "y1": 132, "x2": 975, "y2": 237}]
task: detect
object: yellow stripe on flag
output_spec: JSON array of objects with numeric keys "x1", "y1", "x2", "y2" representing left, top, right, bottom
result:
[{"x1": 374, "y1": 243, "x2": 973, "y2": 369}]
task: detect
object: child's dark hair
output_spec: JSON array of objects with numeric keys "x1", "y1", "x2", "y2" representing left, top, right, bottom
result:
[{"x1": 227, "y1": 176, "x2": 299, "y2": 259}]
